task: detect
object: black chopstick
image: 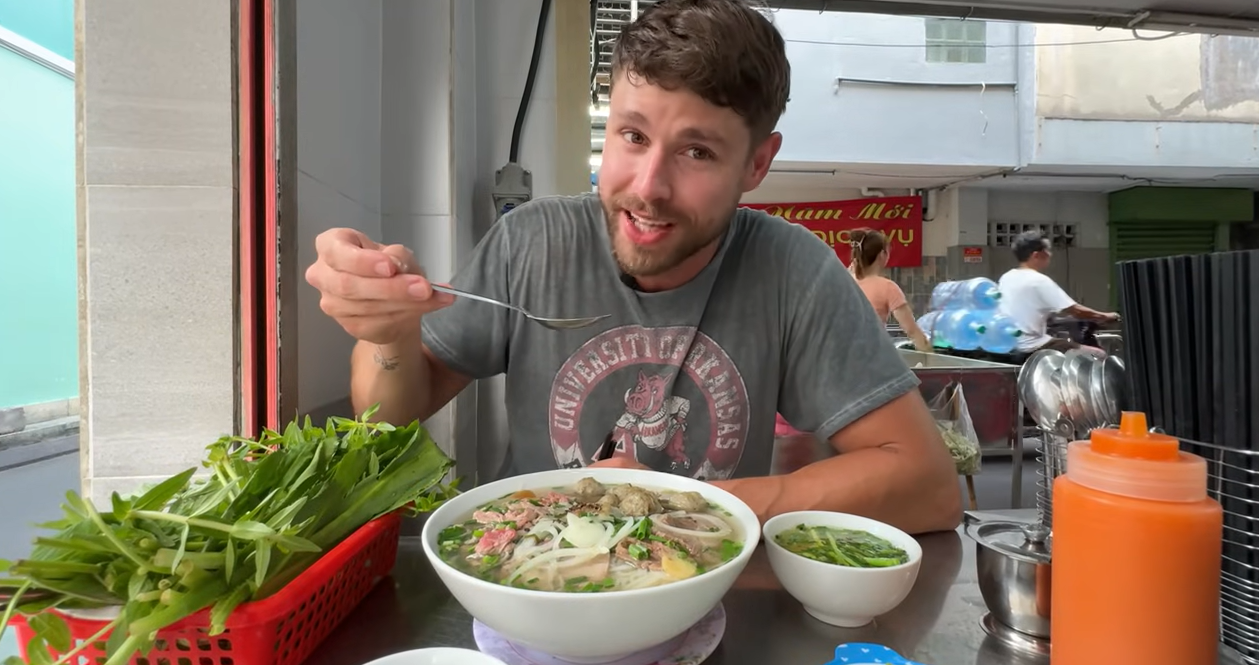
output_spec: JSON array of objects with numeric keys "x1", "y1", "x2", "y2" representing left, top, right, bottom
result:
[{"x1": 592, "y1": 432, "x2": 617, "y2": 462}]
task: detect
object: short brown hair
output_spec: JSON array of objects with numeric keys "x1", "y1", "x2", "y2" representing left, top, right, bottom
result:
[{"x1": 610, "y1": 0, "x2": 791, "y2": 142}]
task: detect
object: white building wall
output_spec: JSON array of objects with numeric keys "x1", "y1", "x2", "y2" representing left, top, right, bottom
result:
[{"x1": 771, "y1": 10, "x2": 1020, "y2": 167}]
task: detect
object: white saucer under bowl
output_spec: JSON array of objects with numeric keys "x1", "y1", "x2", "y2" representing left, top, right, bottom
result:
[
  {"x1": 362, "y1": 647, "x2": 509, "y2": 665},
  {"x1": 472, "y1": 602, "x2": 726, "y2": 665}
]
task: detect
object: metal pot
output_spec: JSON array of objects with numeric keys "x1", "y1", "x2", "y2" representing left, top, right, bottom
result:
[{"x1": 965, "y1": 518, "x2": 1053, "y2": 640}]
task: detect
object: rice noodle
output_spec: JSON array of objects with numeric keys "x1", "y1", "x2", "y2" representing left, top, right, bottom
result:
[
  {"x1": 506, "y1": 546, "x2": 607, "y2": 585},
  {"x1": 510, "y1": 536, "x2": 542, "y2": 562},
  {"x1": 653, "y1": 512, "x2": 732, "y2": 541},
  {"x1": 619, "y1": 568, "x2": 672, "y2": 590}
]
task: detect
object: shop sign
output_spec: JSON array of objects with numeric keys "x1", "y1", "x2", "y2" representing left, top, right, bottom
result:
[{"x1": 742, "y1": 196, "x2": 923, "y2": 267}]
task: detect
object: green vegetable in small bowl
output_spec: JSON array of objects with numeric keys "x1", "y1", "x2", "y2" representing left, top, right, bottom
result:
[{"x1": 772, "y1": 524, "x2": 909, "y2": 568}]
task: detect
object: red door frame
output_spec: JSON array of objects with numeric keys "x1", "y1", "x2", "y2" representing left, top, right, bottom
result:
[{"x1": 237, "y1": 0, "x2": 280, "y2": 435}]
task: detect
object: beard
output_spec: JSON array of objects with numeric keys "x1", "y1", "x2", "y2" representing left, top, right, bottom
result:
[{"x1": 601, "y1": 192, "x2": 736, "y2": 278}]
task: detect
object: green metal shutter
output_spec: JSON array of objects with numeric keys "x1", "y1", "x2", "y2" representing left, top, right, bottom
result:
[{"x1": 1109, "y1": 220, "x2": 1222, "y2": 306}]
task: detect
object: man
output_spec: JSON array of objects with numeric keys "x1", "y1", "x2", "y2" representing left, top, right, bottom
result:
[
  {"x1": 997, "y1": 230, "x2": 1119, "y2": 355},
  {"x1": 304, "y1": 0, "x2": 960, "y2": 535}
]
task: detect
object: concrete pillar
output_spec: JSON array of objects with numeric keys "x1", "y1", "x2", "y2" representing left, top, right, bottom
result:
[
  {"x1": 76, "y1": 0, "x2": 591, "y2": 500},
  {"x1": 76, "y1": 0, "x2": 237, "y2": 505}
]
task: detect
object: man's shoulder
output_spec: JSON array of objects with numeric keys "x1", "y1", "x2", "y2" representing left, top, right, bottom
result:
[
  {"x1": 731, "y1": 205, "x2": 836, "y2": 263},
  {"x1": 999, "y1": 268, "x2": 1046, "y2": 286},
  {"x1": 726, "y1": 206, "x2": 867, "y2": 313},
  {"x1": 489, "y1": 193, "x2": 603, "y2": 256},
  {"x1": 506, "y1": 192, "x2": 601, "y2": 226}
]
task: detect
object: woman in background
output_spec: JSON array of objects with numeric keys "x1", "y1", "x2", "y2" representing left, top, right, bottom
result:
[{"x1": 848, "y1": 228, "x2": 933, "y2": 352}]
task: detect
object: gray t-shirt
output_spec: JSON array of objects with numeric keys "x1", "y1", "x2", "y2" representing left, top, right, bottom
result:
[{"x1": 422, "y1": 193, "x2": 918, "y2": 481}]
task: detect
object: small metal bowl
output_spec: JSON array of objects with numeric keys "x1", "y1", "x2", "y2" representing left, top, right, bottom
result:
[{"x1": 965, "y1": 518, "x2": 1054, "y2": 641}]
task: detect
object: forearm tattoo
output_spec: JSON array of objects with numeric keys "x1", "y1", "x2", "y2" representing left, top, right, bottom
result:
[{"x1": 373, "y1": 346, "x2": 401, "y2": 371}]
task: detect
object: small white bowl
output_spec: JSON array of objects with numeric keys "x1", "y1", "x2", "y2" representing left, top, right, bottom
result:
[
  {"x1": 763, "y1": 511, "x2": 923, "y2": 628},
  {"x1": 360, "y1": 648, "x2": 508, "y2": 665}
]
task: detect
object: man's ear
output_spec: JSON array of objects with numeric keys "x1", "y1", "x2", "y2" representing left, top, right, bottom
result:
[{"x1": 742, "y1": 131, "x2": 783, "y2": 193}]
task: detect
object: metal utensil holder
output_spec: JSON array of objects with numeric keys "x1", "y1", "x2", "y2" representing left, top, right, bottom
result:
[
  {"x1": 1035, "y1": 426, "x2": 1073, "y2": 529},
  {"x1": 1186, "y1": 437, "x2": 1259, "y2": 664},
  {"x1": 1035, "y1": 433, "x2": 1064, "y2": 528}
]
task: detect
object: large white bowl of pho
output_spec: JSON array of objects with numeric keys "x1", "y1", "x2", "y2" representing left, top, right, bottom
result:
[
  {"x1": 420, "y1": 468, "x2": 760, "y2": 662},
  {"x1": 763, "y1": 511, "x2": 922, "y2": 628}
]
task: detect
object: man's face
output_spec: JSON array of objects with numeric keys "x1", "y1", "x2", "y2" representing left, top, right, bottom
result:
[
  {"x1": 1033, "y1": 244, "x2": 1053, "y2": 270},
  {"x1": 598, "y1": 73, "x2": 780, "y2": 284}
]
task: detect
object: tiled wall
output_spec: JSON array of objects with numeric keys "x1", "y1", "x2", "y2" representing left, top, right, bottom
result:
[{"x1": 887, "y1": 256, "x2": 949, "y2": 316}]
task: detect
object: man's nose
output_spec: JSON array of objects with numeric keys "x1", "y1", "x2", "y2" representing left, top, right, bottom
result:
[{"x1": 629, "y1": 149, "x2": 672, "y2": 204}]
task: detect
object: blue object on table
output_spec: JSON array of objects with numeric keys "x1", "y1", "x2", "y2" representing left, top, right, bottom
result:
[{"x1": 825, "y1": 643, "x2": 927, "y2": 665}]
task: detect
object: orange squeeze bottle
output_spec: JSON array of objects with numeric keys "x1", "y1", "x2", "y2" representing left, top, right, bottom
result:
[{"x1": 1051, "y1": 412, "x2": 1223, "y2": 665}]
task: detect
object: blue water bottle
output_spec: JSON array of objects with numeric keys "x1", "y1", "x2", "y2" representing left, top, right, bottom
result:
[
  {"x1": 916, "y1": 311, "x2": 948, "y2": 348},
  {"x1": 936, "y1": 309, "x2": 988, "y2": 350},
  {"x1": 930, "y1": 278, "x2": 1002, "y2": 310},
  {"x1": 976, "y1": 311, "x2": 1023, "y2": 353}
]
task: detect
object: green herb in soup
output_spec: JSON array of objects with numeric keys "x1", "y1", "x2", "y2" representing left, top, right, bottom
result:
[
  {"x1": 437, "y1": 478, "x2": 744, "y2": 592},
  {"x1": 773, "y1": 524, "x2": 909, "y2": 568}
]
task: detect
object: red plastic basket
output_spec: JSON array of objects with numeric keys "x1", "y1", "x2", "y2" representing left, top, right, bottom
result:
[{"x1": 12, "y1": 512, "x2": 402, "y2": 665}]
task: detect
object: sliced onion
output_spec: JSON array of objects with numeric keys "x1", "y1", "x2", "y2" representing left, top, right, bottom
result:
[
  {"x1": 654, "y1": 512, "x2": 732, "y2": 541},
  {"x1": 528, "y1": 517, "x2": 557, "y2": 536},
  {"x1": 560, "y1": 514, "x2": 606, "y2": 549},
  {"x1": 607, "y1": 518, "x2": 639, "y2": 549},
  {"x1": 506, "y1": 546, "x2": 607, "y2": 584}
]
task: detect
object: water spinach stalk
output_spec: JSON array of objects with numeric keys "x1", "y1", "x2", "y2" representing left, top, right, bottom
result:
[{"x1": 0, "y1": 406, "x2": 457, "y2": 665}]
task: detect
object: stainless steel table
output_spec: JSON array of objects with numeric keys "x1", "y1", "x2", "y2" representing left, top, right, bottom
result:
[
  {"x1": 306, "y1": 509, "x2": 1248, "y2": 665},
  {"x1": 304, "y1": 510, "x2": 1035, "y2": 665}
]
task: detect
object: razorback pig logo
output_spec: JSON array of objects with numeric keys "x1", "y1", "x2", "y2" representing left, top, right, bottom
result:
[
  {"x1": 611, "y1": 370, "x2": 692, "y2": 470},
  {"x1": 547, "y1": 325, "x2": 749, "y2": 480}
]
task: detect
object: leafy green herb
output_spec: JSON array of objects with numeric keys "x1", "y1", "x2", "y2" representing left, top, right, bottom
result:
[
  {"x1": 562, "y1": 576, "x2": 615, "y2": 593},
  {"x1": 627, "y1": 543, "x2": 650, "y2": 560},
  {"x1": 718, "y1": 539, "x2": 743, "y2": 562},
  {"x1": 578, "y1": 577, "x2": 616, "y2": 593},
  {"x1": 631, "y1": 517, "x2": 652, "y2": 540},
  {"x1": 773, "y1": 524, "x2": 909, "y2": 568},
  {"x1": 939, "y1": 423, "x2": 981, "y2": 476},
  {"x1": 438, "y1": 525, "x2": 467, "y2": 547},
  {"x1": 0, "y1": 405, "x2": 457, "y2": 665}
]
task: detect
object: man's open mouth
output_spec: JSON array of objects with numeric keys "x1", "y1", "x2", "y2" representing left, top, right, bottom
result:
[{"x1": 623, "y1": 210, "x2": 674, "y2": 245}]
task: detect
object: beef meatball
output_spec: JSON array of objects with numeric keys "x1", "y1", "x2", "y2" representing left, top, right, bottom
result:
[
  {"x1": 664, "y1": 491, "x2": 709, "y2": 512},
  {"x1": 617, "y1": 488, "x2": 660, "y2": 517},
  {"x1": 573, "y1": 476, "x2": 606, "y2": 500}
]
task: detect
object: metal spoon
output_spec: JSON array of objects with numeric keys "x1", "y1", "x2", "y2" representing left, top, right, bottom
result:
[{"x1": 430, "y1": 284, "x2": 610, "y2": 330}]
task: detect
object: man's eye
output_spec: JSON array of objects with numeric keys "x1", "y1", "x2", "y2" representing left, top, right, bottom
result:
[
  {"x1": 622, "y1": 131, "x2": 646, "y2": 145},
  {"x1": 686, "y1": 147, "x2": 713, "y2": 160}
]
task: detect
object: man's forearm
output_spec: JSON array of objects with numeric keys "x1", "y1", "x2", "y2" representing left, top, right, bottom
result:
[
  {"x1": 710, "y1": 445, "x2": 962, "y2": 535},
  {"x1": 1064, "y1": 304, "x2": 1111, "y2": 322},
  {"x1": 350, "y1": 332, "x2": 431, "y2": 424}
]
